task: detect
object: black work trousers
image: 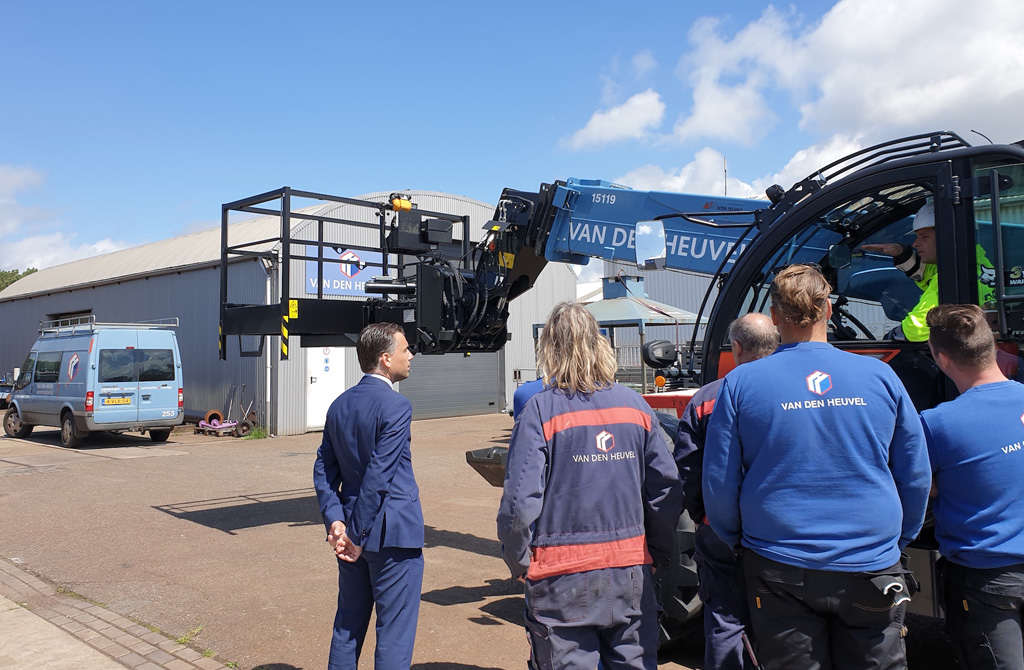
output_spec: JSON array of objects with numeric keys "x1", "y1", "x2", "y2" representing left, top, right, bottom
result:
[
  {"x1": 743, "y1": 550, "x2": 910, "y2": 670},
  {"x1": 943, "y1": 560, "x2": 1024, "y2": 670}
]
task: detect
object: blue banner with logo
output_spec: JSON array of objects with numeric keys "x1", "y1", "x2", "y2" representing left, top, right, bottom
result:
[{"x1": 304, "y1": 248, "x2": 387, "y2": 297}]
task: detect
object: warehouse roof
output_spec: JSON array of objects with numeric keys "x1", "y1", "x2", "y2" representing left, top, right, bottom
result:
[{"x1": 0, "y1": 190, "x2": 494, "y2": 303}]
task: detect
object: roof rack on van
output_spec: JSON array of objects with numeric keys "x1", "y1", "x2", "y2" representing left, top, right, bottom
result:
[{"x1": 38, "y1": 316, "x2": 180, "y2": 338}]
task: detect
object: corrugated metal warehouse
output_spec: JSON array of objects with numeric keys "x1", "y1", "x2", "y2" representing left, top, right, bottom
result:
[{"x1": 0, "y1": 190, "x2": 576, "y2": 436}]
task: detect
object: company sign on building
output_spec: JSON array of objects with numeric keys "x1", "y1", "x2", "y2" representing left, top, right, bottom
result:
[{"x1": 304, "y1": 248, "x2": 389, "y2": 297}]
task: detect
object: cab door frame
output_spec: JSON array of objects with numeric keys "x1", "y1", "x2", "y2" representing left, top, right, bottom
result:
[{"x1": 703, "y1": 160, "x2": 956, "y2": 383}]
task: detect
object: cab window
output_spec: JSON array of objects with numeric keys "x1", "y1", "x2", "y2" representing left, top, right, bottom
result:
[
  {"x1": 971, "y1": 161, "x2": 1024, "y2": 333},
  {"x1": 34, "y1": 352, "x2": 62, "y2": 384},
  {"x1": 15, "y1": 353, "x2": 36, "y2": 389},
  {"x1": 730, "y1": 183, "x2": 931, "y2": 343},
  {"x1": 971, "y1": 161, "x2": 1024, "y2": 380}
]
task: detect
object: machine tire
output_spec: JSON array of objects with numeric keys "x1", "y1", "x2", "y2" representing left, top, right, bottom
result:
[
  {"x1": 654, "y1": 512, "x2": 704, "y2": 648},
  {"x1": 234, "y1": 420, "x2": 253, "y2": 438},
  {"x1": 60, "y1": 412, "x2": 85, "y2": 448},
  {"x1": 149, "y1": 429, "x2": 172, "y2": 443},
  {"x1": 4, "y1": 406, "x2": 33, "y2": 438}
]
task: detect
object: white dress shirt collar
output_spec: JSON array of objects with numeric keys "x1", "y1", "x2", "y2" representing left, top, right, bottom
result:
[{"x1": 365, "y1": 373, "x2": 396, "y2": 390}]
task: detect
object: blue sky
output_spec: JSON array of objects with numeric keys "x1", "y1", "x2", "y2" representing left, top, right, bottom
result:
[{"x1": 2, "y1": 0, "x2": 1023, "y2": 272}]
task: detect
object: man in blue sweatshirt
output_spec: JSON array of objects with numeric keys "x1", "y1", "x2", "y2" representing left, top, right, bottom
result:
[
  {"x1": 703, "y1": 263, "x2": 932, "y2": 670},
  {"x1": 921, "y1": 304, "x2": 1024, "y2": 670}
]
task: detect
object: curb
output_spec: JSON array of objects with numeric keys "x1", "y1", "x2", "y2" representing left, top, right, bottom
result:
[{"x1": 0, "y1": 557, "x2": 233, "y2": 670}]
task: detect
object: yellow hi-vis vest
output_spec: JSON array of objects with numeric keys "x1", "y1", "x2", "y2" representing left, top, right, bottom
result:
[{"x1": 901, "y1": 245, "x2": 996, "y2": 342}]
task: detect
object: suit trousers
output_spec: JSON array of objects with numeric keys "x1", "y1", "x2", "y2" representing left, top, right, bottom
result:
[
  {"x1": 942, "y1": 560, "x2": 1024, "y2": 670},
  {"x1": 329, "y1": 546, "x2": 424, "y2": 670},
  {"x1": 743, "y1": 550, "x2": 909, "y2": 670}
]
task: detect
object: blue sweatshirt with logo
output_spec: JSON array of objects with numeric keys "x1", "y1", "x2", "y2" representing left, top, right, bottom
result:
[
  {"x1": 703, "y1": 342, "x2": 931, "y2": 572},
  {"x1": 922, "y1": 380, "x2": 1024, "y2": 569}
]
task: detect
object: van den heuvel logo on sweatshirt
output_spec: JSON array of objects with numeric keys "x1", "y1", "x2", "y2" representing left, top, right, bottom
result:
[
  {"x1": 595, "y1": 430, "x2": 615, "y2": 452},
  {"x1": 572, "y1": 430, "x2": 637, "y2": 463},
  {"x1": 806, "y1": 371, "x2": 832, "y2": 395},
  {"x1": 779, "y1": 370, "x2": 868, "y2": 411}
]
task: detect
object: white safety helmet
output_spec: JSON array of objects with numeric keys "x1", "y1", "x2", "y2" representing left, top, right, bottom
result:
[{"x1": 912, "y1": 201, "x2": 935, "y2": 231}]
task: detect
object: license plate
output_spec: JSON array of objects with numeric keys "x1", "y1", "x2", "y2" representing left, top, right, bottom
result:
[{"x1": 102, "y1": 397, "x2": 131, "y2": 405}]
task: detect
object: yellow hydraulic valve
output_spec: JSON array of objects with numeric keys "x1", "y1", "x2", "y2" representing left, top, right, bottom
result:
[{"x1": 390, "y1": 196, "x2": 413, "y2": 212}]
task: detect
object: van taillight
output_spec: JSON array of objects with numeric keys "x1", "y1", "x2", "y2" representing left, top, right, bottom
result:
[
  {"x1": 85, "y1": 391, "x2": 94, "y2": 412},
  {"x1": 178, "y1": 388, "x2": 183, "y2": 409}
]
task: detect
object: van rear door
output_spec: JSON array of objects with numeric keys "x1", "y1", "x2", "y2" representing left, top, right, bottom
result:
[
  {"x1": 136, "y1": 331, "x2": 180, "y2": 423},
  {"x1": 94, "y1": 331, "x2": 140, "y2": 424}
]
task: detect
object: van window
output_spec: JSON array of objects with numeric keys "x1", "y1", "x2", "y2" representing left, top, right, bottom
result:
[
  {"x1": 98, "y1": 349, "x2": 177, "y2": 383},
  {"x1": 98, "y1": 350, "x2": 136, "y2": 383},
  {"x1": 15, "y1": 353, "x2": 37, "y2": 389},
  {"x1": 34, "y1": 352, "x2": 63, "y2": 383},
  {"x1": 138, "y1": 349, "x2": 175, "y2": 381}
]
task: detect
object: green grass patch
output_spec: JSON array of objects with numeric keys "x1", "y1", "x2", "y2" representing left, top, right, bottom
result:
[
  {"x1": 175, "y1": 624, "x2": 203, "y2": 646},
  {"x1": 243, "y1": 425, "x2": 268, "y2": 439}
]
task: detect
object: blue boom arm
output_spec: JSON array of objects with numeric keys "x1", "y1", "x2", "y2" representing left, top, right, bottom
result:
[{"x1": 536, "y1": 178, "x2": 762, "y2": 273}]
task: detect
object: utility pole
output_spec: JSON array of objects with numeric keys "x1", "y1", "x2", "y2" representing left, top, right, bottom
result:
[{"x1": 724, "y1": 157, "x2": 728, "y2": 197}]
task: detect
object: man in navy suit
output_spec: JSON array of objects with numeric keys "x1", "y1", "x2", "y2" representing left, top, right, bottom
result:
[{"x1": 313, "y1": 322, "x2": 422, "y2": 670}]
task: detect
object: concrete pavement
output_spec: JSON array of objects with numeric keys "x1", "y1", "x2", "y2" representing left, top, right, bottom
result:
[{"x1": 0, "y1": 556, "x2": 229, "y2": 670}]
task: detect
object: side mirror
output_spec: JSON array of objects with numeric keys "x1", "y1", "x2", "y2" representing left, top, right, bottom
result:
[
  {"x1": 641, "y1": 340, "x2": 678, "y2": 368},
  {"x1": 635, "y1": 220, "x2": 667, "y2": 270},
  {"x1": 15, "y1": 372, "x2": 32, "y2": 390},
  {"x1": 828, "y1": 244, "x2": 852, "y2": 270}
]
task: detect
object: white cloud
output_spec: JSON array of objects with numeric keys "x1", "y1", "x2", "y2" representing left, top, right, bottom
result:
[
  {"x1": 0, "y1": 233, "x2": 126, "y2": 272},
  {"x1": 595, "y1": 0, "x2": 1024, "y2": 211},
  {"x1": 615, "y1": 147, "x2": 763, "y2": 199},
  {"x1": 0, "y1": 164, "x2": 130, "y2": 271},
  {"x1": 572, "y1": 262, "x2": 604, "y2": 284},
  {"x1": 0, "y1": 166, "x2": 44, "y2": 199},
  {"x1": 670, "y1": 10, "x2": 790, "y2": 145},
  {"x1": 0, "y1": 166, "x2": 47, "y2": 237},
  {"x1": 565, "y1": 89, "x2": 666, "y2": 149},
  {"x1": 631, "y1": 49, "x2": 657, "y2": 78},
  {"x1": 671, "y1": 0, "x2": 1024, "y2": 146},
  {"x1": 740, "y1": 133, "x2": 866, "y2": 195},
  {"x1": 796, "y1": 0, "x2": 1024, "y2": 141}
]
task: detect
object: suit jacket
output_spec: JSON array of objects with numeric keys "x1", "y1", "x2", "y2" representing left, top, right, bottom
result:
[{"x1": 313, "y1": 375, "x2": 424, "y2": 551}]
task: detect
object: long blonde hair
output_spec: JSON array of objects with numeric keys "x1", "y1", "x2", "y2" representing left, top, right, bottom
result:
[{"x1": 537, "y1": 301, "x2": 617, "y2": 394}]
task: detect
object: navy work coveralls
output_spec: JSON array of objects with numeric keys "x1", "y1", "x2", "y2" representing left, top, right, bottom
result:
[
  {"x1": 497, "y1": 384, "x2": 683, "y2": 670},
  {"x1": 675, "y1": 378, "x2": 754, "y2": 670}
]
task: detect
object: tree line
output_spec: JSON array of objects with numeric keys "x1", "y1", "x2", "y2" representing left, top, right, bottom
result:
[{"x1": 0, "y1": 268, "x2": 38, "y2": 292}]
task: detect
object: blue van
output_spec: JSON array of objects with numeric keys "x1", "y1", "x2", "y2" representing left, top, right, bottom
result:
[{"x1": 3, "y1": 317, "x2": 184, "y2": 447}]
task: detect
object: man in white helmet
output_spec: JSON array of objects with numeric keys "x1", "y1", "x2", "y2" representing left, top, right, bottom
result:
[{"x1": 862, "y1": 200, "x2": 995, "y2": 341}]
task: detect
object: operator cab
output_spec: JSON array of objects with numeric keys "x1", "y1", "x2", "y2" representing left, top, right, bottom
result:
[{"x1": 703, "y1": 143, "x2": 1024, "y2": 411}]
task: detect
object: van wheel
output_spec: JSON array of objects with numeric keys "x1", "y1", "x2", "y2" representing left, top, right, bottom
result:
[
  {"x1": 4, "y1": 407, "x2": 34, "y2": 438},
  {"x1": 60, "y1": 413, "x2": 85, "y2": 448},
  {"x1": 149, "y1": 429, "x2": 171, "y2": 443}
]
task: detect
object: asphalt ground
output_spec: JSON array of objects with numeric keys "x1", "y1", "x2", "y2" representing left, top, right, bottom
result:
[
  {"x1": 0, "y1": 415, "x2": 960, "y2": 669},
  {"x1": 0, "y1": 416, "x2": 703, "y2": 670}
]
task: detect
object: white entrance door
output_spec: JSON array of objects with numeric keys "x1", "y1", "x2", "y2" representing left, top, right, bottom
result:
[{"x1": 307, "y1": 347, "x2": 346, "y2": 430}]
